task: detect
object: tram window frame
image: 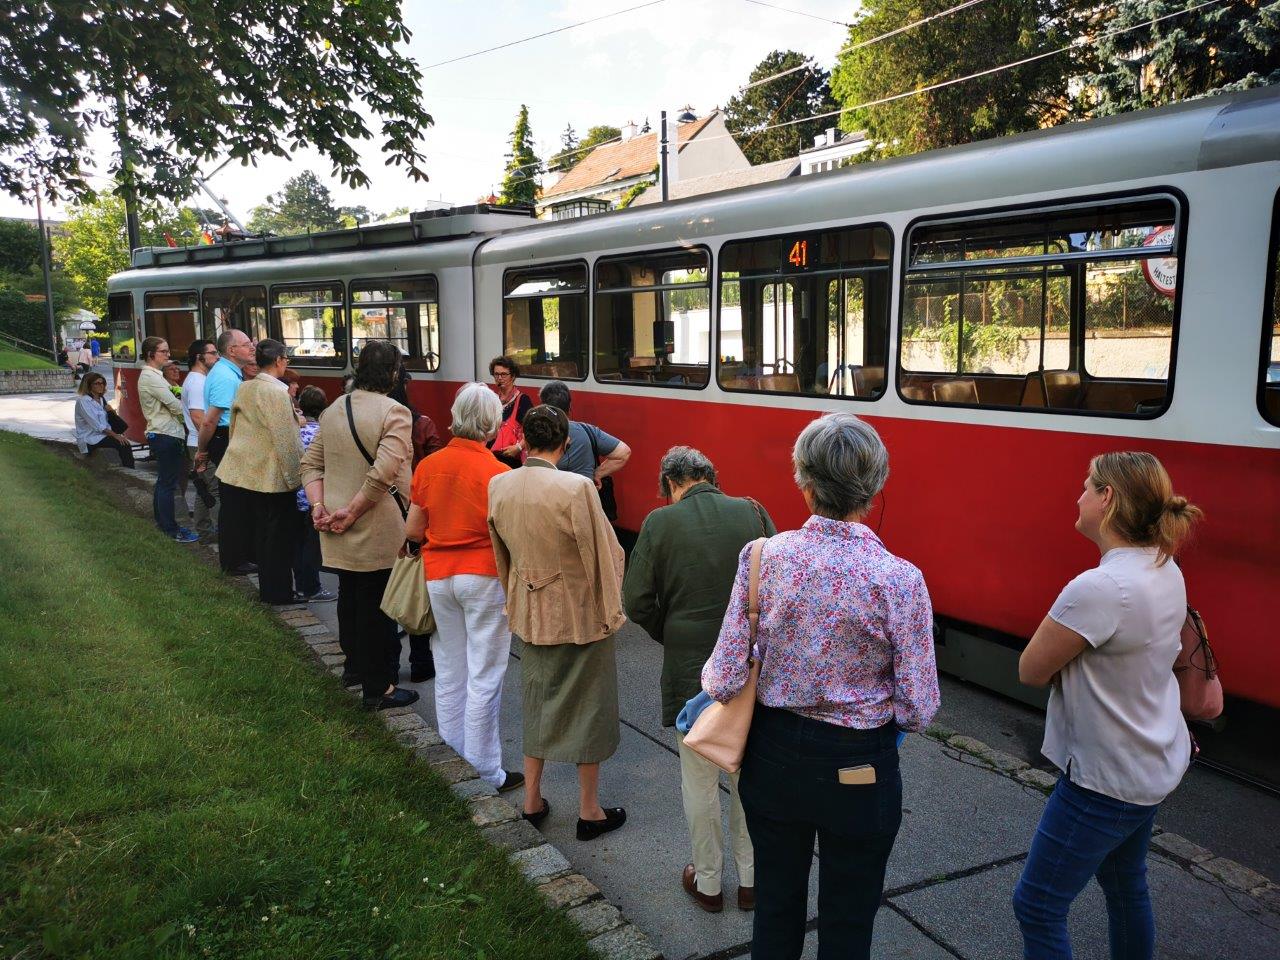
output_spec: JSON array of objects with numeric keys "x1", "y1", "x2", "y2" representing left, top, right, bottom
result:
[
  {"x1": 107, "y1": 293, "x2": 136, "y2": 363},
  {"x1": 1259, "y1": 188, "x2": 1280, "y2": 428},
  {"x1": 202, "y1": 285, "x2": 268, "y2": 343},
  {"x1": 717, "y1": 223, "x2": 893, "y2": 400},
  {"x1": 896, "y1": 192, "x2": 1186, "y2": 419},
  {"x1": 350, "y1": 275, "x2": 440, "y2": 372},
  {"x1": 502, "y1": 261, "x2": 589, "y2": 381},
  {"x1": 593, "y1": 246, "x2": 713, "y2": 391},
  {"x1": 270, "y1": 281, "x2": 347, "y2": 369},
  {"x1": 142, "y1": 290, "x2": 199, "y2": 362}
]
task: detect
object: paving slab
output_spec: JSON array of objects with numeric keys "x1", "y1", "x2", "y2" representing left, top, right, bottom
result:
[
  {"x1": 798, "y1": 907, "x2": 955, "y2": 960},
  {"x1": 889, "y1": 858, "x2": 1279, "y2": 960}
]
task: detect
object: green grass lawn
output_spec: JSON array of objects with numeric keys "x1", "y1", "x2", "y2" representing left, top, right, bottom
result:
[
  {"x1": 0, "y1": 343, "x2": 57, "y2": 370},
  {"x1": 0, "y1": 432, "x2": 591, "y2": 960}
]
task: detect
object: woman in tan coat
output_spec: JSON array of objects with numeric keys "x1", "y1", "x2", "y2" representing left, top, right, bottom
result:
[
  {"x1": 217, "y1": 339, "x2": 303, "y2": 604},
  {"x1": 300, "y1": 340, "x2": 416, "y2": 710},
  {"x1": 487, "y1": 405, "x2": 627, "y2": 841}
]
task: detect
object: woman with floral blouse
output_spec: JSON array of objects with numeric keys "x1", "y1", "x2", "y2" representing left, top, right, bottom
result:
[{"x1": 702, "y1": 412, "x2": 940, "y2": 960}]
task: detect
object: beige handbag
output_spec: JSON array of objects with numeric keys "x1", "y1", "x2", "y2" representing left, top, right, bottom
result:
[
  {"x1": 684, "y1": 537, "x2": 766, "y2": 774},
  {"x1": 380, "y1": 548, "x2": 436, "y2": 635}
]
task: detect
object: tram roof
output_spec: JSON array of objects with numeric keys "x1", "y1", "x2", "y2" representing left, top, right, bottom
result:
[{"x1": 477, "y1": 85, "x2": 1280, "y2": 265}]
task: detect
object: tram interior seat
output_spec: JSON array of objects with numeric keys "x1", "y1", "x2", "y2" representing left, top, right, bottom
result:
[
  {"x1": 931, "y1": 377, "x2": 979, "y2": 404},
  {"x1": 524, "y1": 360, "x2": 580, "y2": 379},
  {"x1": 853, "y1": 365, "x2": 885, "y2": 397},
  {"x1": 1042, "y1": 369, "x2": 1084, "y2": 408},
  {"x1": 758, "y1": 373, "x2": 801, "y2": 393},
  {"x1": 899, "y1": 378, "x2": 931, "y2": 401}
]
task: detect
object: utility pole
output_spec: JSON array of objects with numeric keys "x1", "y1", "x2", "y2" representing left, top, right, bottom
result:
[
  {"x1": 34, "y1": 181, "x2": 57, "y2": 362},
  {"x1": 659, "y1": 110, "x2": 669, "y2": 202},
  {"x1": 115, "y1": 91, "x2": 142, "y2": 254}
]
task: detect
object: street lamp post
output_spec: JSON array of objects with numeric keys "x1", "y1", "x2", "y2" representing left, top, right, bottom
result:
[{"x1": 33, "y1": 181, "x2": 57, "y2": 362}]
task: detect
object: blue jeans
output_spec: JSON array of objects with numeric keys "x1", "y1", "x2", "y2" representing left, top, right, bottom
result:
[
  {"x1": 1013, "y1": 776, "x2": 1159, "y2": 960},
  {"x1": 148, "y1": 434, "x2": 185, "y2": 536}
]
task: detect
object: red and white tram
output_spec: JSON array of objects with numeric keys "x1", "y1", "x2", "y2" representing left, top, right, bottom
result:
[{"x1": 107, "y1": 87, "x2": 1280, "y2": 716}]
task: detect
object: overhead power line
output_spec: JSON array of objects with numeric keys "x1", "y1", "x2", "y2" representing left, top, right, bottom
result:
[
  {"x1": 423, "y1": 0, "x2": 669, "y2": 70},
  {"x1": 738, "y1": 0, "x2": 997, "y2": 92},
  {"x1": 739, "y1": 0, "x2": 851, "y2": 27}
]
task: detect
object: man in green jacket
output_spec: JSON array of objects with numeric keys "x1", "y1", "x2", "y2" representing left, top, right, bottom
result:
[{"x1": 622, "y1": 446, "x2": 776, "y2": 915}]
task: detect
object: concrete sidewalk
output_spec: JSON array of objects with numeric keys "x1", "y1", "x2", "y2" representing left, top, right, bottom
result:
[{"x1": 306, "y1": 594, "x2": 1278, "y2": 960}]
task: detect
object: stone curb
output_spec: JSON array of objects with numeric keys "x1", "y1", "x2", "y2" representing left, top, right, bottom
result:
[
  {"x1": 921, "y1": 725, "x2": 1280, "y2": 917},
  {"x1": 275, "y1": 603, "x2": 665, "y2": 959}
]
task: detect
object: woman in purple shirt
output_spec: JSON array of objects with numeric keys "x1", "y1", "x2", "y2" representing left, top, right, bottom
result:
[{"x1": 702, "y1": 413, "x2": 940, "y2": 960}]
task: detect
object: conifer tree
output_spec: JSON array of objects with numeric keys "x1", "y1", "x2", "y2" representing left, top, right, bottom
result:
[
  {"x1": 498, "y1": 105, "x2": 542, "y2": 206},
  {"x1": 548, "y1": 124, "x2": 580, "y2": 173}
]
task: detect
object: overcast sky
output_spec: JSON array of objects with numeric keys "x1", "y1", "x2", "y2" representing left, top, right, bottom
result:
[{"x1": 1, "y1": 0, "x2": 857, "y2": 223}]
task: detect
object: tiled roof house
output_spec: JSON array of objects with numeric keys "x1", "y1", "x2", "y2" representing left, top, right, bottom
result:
[{"x1": 536, "y1": 110, "x2": 750, "y2": 220}]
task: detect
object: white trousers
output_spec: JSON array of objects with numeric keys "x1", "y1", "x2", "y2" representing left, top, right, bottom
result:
[
  {"x1": 677, "y1": 730, "x2": 754, "y2": 896},
  {"x1": 427, "y1": 574, "x2": 512, "y2": 788}
]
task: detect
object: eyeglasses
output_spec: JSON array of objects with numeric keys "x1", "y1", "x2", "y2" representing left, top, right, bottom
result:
[
  {"x1": 156, "y1": 348, "x2": 171, "y2": 355},
  {"x1": 493, "y1": 372, "x2": 512, "y2": 380}
]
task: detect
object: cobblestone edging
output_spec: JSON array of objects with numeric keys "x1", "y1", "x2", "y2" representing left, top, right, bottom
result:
[
  {"x1": 0, "y1": 367, "x2": 74, "y2": 394},
  {"x1": 921, "y1": 723, "x2": 1280, "y2": 917},
  {"x1": 273, "y1": 603, "x2": 663, "y2": 960}
]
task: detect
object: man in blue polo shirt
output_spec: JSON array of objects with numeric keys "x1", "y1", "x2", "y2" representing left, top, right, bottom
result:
[{"x1": 195, "y1": 328, "x2": 255, "y2": 571}]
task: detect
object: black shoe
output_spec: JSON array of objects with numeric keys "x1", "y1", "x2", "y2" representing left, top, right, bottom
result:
[
  {"x1": 410, "y1": 663, "x2": 436, "y2": 682},
  {"x1": 522, "y1": 798, "x2": 551, "y2": 827},
  {"x1": 576, "y1": 807, "x2": 626, "y2": 842},
  {"x1": 498, "y1": 770, "x2": 525, "y2": 793},
  {"x1": 363, "y1": 687, "x2": 420, "y2": 711},
  {"x1": 341, "y1": 672, "x2": 359, "y2": 688},
  {"x1": 268, "y1": 594, "x2": 305, "y2": 606},
  {"x1": 229, "y1": 562, "x2": 258, "y2": 575}
]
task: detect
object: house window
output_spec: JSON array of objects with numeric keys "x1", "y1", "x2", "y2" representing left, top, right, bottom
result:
[
  {"x1": 595, "y1": 248, "x2": 711, "y2": 388},
  {"x1": 551, "y1": 199, "x2": 610, "y2": 221}
]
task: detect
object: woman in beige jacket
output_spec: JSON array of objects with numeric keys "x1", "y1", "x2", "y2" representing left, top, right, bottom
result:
[
  {"x1": 300, "y1": 340, "x2": 416, "y2": 711},
  {"x1": 487, "y1": 405, "x2": 627, "y2": 841},
  {"x1": 217, "y1": 339, "x2": 303, "y2": 605}
]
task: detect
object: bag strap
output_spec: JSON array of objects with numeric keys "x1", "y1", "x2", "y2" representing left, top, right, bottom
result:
[
  {"x1": 747, "y1": 536, "x2": 765, "y2": 657},
  {"x1": 745, "y1": 497, "x2": 769, "y2": 537},
  {"x1": 346, "y1": 395, "x2": 408, "y2": 520},
  {"x1": 1177, "y1": 604, "x2": 1218, "y2": 679},
  {"x1": 586, "y1": 422, "x2": 600, "y2": 463}
]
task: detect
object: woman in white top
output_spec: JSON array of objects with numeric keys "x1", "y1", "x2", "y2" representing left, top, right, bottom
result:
[
  {"x1": 74, "y1": 372, "x2": 134, "y2": 467},
  {"x1": 1012, "y1": 451, "x2": 1202, "y2": 960}
]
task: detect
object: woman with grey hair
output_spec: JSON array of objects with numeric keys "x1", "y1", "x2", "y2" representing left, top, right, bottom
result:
[
  {"x1": 702, "y1": 412, "x2": 940, "y2": 958},
  {"x1": 403, "y1": 382, "x2": 523, "y2": 792},
  {"x1": 624, "y1": 446, "x2": 775, "y2": 914}
]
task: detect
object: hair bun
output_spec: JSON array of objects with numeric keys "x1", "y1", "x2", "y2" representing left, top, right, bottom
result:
[{"x1": 1165, "y1": 495, "x2": 1189, "y2": 515}]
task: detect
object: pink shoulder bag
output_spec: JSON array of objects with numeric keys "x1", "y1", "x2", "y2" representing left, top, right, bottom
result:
[
  {"x1": 1175, "y1": 605, "x2": 1223, "y2": 722},
  {"x1": 684, "y1": 537, "x2": 766, "y2": 774}
]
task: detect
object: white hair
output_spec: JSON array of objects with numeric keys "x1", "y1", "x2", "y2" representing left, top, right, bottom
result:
[
  {"x1": 450, "y1": 382, "x2": 503, "y2": 441},
  {"x1": 792, "y1": 413, "x2": 889, "y2": 519}
]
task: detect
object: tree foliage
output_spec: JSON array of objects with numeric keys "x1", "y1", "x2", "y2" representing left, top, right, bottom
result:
[
  {"x1": 498, "y1": 105, "x2": 541, "y2": 206},
  {"x1": 56, "y1": 192, "x2": 198, "y2": 316},
  {"x1": 550, "y1": 124, "x2": 622, "y2": 174},
  {"x1": 831, "y1": 1, "x2": 1092, "y2": 160},
  {"x1": 0, "y1": 0, "x2": 433, "y2": 205},
  {"x1": 548, "y1": 124, "x2": 580, "y2": 173},
  {"x1": 724, "y1": 50, "x2": 839, "y2": 164},
  {"x1": 1086, "y1": 0, "x2": 1280, "y2": 115},
  {"x1": 247, "y1": 171, "x2": 345, "y2": 235},
  {"x1": 0, "y1": 219, "x2": 42, "y2": 274}
]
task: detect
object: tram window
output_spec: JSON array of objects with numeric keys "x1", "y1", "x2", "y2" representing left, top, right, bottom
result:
[
  {"x1": 352, "y1": 276, "x2": 439, "y2": 372},
  {"x1": 202, "y1": 286, "x2": 268, "y2": 342},
  {"x1": 107, "y1": 294, "x2": 136, "y2": 363},
  {"x1": 900, "y1": 197, "x2": 1179, "y2": 416},
  {"x1": 1261, "y1": 190, "x2": 1280, "y2": 427},
  {"x1": 595, "y1": 248, "x2": 710, "y2": 388},
  {"x1": 271, "y1": 283, "x2": 346, "y2": 368},
  {"x1": 719, "y1": 225, "x2": 892, "y2": 397},
  {"x1": 143, "y1": 291, "x2": 198, "y2": 359},
  {"x1": 503, "y1": 263, "x2": 588, "y2": 380}
]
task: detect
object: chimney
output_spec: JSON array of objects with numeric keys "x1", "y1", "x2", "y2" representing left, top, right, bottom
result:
[
  {"x1": 621, "y1": 120, "x2": 638, "y2": 141},
  {"x1": 825, "y1": 127, "x2": 837, "y2": 145},
  {"x1": 814, "y1": 134, "x2": 825, "y2": 148}
]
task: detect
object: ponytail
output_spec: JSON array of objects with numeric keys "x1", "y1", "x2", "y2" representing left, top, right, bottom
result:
[{"x1": 1088, "y1": 452, "x2": 1203, "y2": 565}]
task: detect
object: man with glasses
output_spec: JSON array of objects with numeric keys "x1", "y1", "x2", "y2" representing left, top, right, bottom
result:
[
  {"x1": 195, "y1": 328, "x2": 257, "y2": 571},
  {"x1": 139, "y1": 336, "x2": 198, "y2": 542},
  {"x1": 183, "y1": 340, "x2": 219, "y2": 540}
]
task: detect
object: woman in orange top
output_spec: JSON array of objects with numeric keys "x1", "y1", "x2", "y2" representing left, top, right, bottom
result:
[{"x1": 405, "y1": 382, "x2": 522, "y2": 793}]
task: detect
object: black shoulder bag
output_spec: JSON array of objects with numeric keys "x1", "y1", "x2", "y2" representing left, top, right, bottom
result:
[
  {"x1": 346, "y1": 396, "x2": 408, "y2": 519},
  {"x1": 586, "y1": 424, "x2": 619, "y2": 522}
]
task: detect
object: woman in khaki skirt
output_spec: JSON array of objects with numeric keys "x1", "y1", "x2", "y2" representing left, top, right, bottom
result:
[{"x1": 487, "y1": 405, "x2": 628, "y2": 842}]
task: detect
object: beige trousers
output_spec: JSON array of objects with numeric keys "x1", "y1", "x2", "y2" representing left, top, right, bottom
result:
[{"x1": 676, "y1": 730, "x2": 754, "y2": 896}]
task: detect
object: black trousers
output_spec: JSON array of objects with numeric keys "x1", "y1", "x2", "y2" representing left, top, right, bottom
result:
[
  {"x1": 88, "y1": 436, "x2": 134, "y2": 468},
  {"x1": 216, "y1": 482, "x2": 259, "y2": 573},
  {"x1": 292, "y1": 509, "x2": 322, "y2": 597},
  {"x1": 227, "y1": 487, "x2": 296, "y2": 603},
  {"x1": 738, "y1": 705, "x2": 902, "y2": 960},
  {"x1": 336, "y1": 568, "x2": 399, "y2": 702}
]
